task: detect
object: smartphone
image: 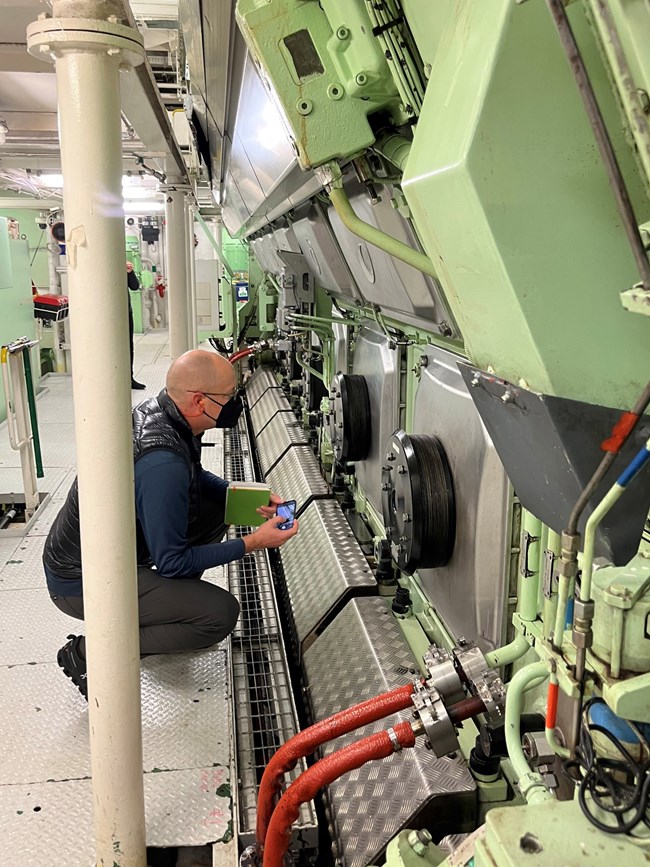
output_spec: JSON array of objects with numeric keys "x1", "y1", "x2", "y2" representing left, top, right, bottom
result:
[{"x1": 277, "y1": 500, "x2": 297, "y2": 530}]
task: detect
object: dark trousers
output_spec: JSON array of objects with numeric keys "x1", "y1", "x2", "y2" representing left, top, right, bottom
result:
[
  {"x1": 128, "y1": 300, "x2": 135, "y2": 380},
  {"x1": 51, "y1": 494, "x2": 240, "y2": 656}
]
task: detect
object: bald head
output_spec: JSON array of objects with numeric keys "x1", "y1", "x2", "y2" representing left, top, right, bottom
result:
[{"x1": 166, "y1": 350, "x2": 236, "y2": 422}]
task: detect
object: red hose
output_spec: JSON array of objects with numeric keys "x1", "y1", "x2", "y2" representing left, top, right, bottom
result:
[
  {"x1": 228, "y1": 347, "x2": 254, "y2": 364},
  {"x1": 256, "y1": 682, "x2": 415, "y2": 844},
  {"x1": 263, "y1": 721, "x2": 417, "y2": 867},
  {"x1": 546, "y1": 680, "x2": 559, "y2": 729}
]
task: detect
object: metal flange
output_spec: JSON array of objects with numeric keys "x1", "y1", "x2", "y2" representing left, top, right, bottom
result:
[
  {"x1": 27, "y1": 17, "x2": 145, "y2": 68},
  {"x1": 411, "y1": 680, "x2": 459, "y2": 758},
  {"x1": 328, "y1": 372, "x2": 371, "y2": 463},
  {"x1": 381, "y1": 429, "x2": 456, "y2": 574},
  {"x1": 422, "y1": 646, "x2": 465, "y2": 706},
  {"x1": 453, "y1": 641, "x2": 505, "y2": 724}
]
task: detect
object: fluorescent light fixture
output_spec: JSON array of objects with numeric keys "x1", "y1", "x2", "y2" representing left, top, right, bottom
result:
[{"x1": 123, "y1": 201, "x2": 164, "y2": 213}]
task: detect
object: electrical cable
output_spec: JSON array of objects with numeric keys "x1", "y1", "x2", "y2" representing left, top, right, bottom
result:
[
  {"x1": 30, "y1": 227, "x2": 46, "y2": 266},
  {"x1": 564, "y1": 698, "x2": 650, "y2": 836}
]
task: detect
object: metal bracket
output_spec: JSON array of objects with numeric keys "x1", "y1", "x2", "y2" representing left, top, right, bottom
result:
[
  {"x1": 520, "y1": 529, "x2": 540, "y2": 578},
  {"x1": 542, "y1": 548, "x2": 556, "y2": 599}
]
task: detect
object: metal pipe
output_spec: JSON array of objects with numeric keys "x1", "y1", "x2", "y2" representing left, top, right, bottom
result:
[
  {"x1": 545, "y1": 664, "x2": 570, "y2": 759},
  {"x1": 485, "y1": 633, "x2": 530, "y2": 670},
  {"x1": 544, "y1": 0, "x2": 650, "y2": 289},
  {"x1": 505, "y1": 662, "x2": 554, "y2": 804},
  {"x1": 577, "y1": 437, "x2": 650, "y2": 608},
  {"x1": 27, "y1": 10, "x2": 147, "y2": 865},
  {"x1": 296, "y1": 354, "x2": 326, "y2": 383},
  {"x1": 164, "y1": 182, "x2": 190, "y2": 361},
  {"x1": 542, "y1": 529, "x2": 560, "y2": 642},
  {"x1": 46, "y1": 242, "x2": 67, "y2": 372},
  {"x1": 1, "y1": 347, "x2": 39, "y2": 515},
  {"x1": 186, "y1": 199, "x2": 198, "y2": 349},
  {"x1": 519, "y1": 511, "x2": 542, "y2": 622},
  {"x1": 569, "y1": 437, "x2": 650, "y2": 751},
  {"x1": 22, "y1": 348, "x2": 43, "y2": 478},
  {"x1": 328, "y1": 186, "x2": 438, "y2": 278}
]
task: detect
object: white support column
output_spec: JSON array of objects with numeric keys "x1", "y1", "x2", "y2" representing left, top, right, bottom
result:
[
  {"x1": 163, "y1": 180, "x2": 190, "y2": 361},
  {"x1": 186, "y1": 199, "x2": 198, "y2": 350},
  {"x1": 28, "y1": 11, "x2": 147, "y2": 867},
  {"x1": 46, "y1": 240, "x2": 67, "y2": 373}
]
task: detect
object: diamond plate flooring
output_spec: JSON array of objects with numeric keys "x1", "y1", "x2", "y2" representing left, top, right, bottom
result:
[{"x1": 0, "y1": 333, "x2": 237, "y2": 867}]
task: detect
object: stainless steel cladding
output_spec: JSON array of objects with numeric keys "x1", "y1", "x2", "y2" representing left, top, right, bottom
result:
[
  {"x1": 292, "y1": 204, "x2": 360, "y2": 301},
  {"x1": 350, "y1": 324, "x2": 402, "y2": 515},
  {"x1": 413, "y1": 347, "x2": 511, "y2": 652},
  {"x1": 303, "y1": 598, "x2": 475, "y2": 867},
  {"x1": 327, "y1": 180, "x2": 457, "y2": 336},
  {"x1": 221, "y1": 54, "x2": 316, "y2": 236}
]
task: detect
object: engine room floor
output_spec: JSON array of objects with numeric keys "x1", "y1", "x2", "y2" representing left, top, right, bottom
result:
[{"x1": 0, "y1": 332, "x2": 238, "y2": 867}]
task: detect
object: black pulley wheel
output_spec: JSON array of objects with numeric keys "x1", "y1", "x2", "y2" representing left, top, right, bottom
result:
[
  {"x1": 381, "y1": 429, "x2": 456, "y2": 574},
  {"x1": 329, "y1": 372, "x2": 371, "y2": 463}
]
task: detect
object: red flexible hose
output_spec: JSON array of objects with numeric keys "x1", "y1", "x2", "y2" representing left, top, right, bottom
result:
[
  {"x1": 546, "y1": 681, "x2": 559, "y2": 729},
  {"x1": 228, "y1": 347, "x2": 254, "y2": 364},
  {"x1": 263, "y1": 721, "x2": 417, "y2": 867},
  {"x1": 256, "y1": 682, "x2": 415, "y2": 844}
]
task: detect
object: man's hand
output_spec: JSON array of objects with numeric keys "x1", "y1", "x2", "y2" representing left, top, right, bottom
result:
[
  {"x1": 256, "y1": 492, "x2": 284, "y2": 519},
  {"x1": 243, "y1": 514, "x2": 299, "y2": 553}
]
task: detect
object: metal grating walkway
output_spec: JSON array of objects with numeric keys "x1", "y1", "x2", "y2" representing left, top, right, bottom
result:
[
  {"x1": 224, "y1": 418, "x2": 317, "y2": 847},
  {"x1": 0, "y1": 332, "x2": 237, "y2": 867}
]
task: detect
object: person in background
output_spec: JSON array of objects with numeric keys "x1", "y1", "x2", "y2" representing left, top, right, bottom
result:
[
  {"x1": 127, "y1": 261, "x2": 146, "y2": 390},
  {"x1": 44, "y1": 349, "x2": 299, "y2": 699}
]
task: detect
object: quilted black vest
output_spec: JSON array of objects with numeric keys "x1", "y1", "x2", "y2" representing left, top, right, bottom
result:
[{"x1": 43, "y1": 390, "x2": 202, "y2": 579}]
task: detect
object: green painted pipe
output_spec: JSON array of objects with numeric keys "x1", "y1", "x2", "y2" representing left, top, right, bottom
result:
[
  {"x1": 265, "y1": 273, "x2": 281, "y2": 295},
  {"x1": 486, "y1": 511, "x2": 541, "y2": 669},
  {"x1": 505, "y1": 662, "x2": 554, "y2": 804},
  {"x1": 543, "y1": 529, "x2": 560, "y2": 642},
  {"x1": 295, "y1": 354, "x2": 326, "y2": 384},
  {"x1": 22, "y1": 348, "x2": 44, "y2": 479},
  {"x1": 195, "y1": 211, "x2": 234, "y2": 279},
  {"x1": 581, "y1": 483, "x2": 627, "y2": 603},
  {"x1": 485, "y1": 633, "x2": 529, "y2": 670},
  {"x1": 519, "y1": 511, "x2": 542, "y2": 622},
  {"x1": 373, "y1": 131, "x2": 412, "y2": 172},
  {"x1": 328, "y1": 186, "x2": 438, "y2": 278}
]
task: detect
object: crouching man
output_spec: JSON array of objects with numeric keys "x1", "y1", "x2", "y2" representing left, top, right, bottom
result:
[{"x1": 43, "y1": 349, "x2": 298, "y2": 698}]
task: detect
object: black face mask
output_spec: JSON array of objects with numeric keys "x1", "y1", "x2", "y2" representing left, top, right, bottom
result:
[{"x1": 204, "y1": 392, "x2": 244, "y2": 429}]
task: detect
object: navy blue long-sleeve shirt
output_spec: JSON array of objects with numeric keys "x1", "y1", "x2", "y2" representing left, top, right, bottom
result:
[
  {"x1": 134, "y1": 450, "x2": 244, "y2": 576},
  {"x1": 46, "y1": 449, "x2": 245, "y2": 596}
]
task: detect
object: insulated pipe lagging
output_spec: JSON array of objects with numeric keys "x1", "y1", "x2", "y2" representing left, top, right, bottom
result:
[
  {"x1": 255, "y1": 682, "x2": 415, "y2": 845},
  {"x1": 262, "y1": 721, "x2": 417, "y2": 867},
  {"x1": 328, "y1": 186, "x2": 438, "y2": 279}
]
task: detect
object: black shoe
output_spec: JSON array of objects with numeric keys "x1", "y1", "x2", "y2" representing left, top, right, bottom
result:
[
  {"x1": 57, "y1": 634, "x2": 88, "y2": 700},
  {"x1": 131, "y1": 379, "x2": 146, "y2": 390}
]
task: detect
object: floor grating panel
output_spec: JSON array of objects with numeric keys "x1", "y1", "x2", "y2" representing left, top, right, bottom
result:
[{"x1": 224, "y1": 419, "x2": 317, "y2": 843}]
